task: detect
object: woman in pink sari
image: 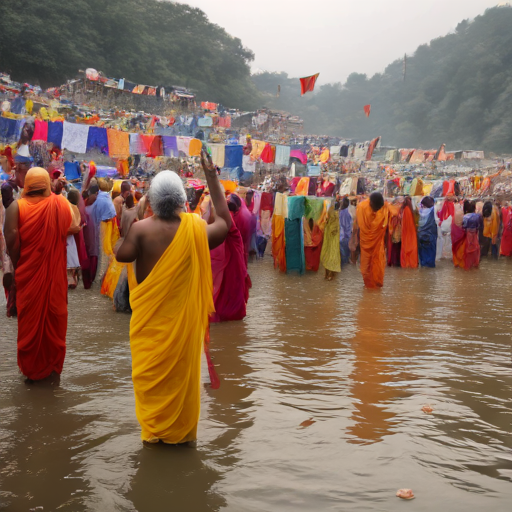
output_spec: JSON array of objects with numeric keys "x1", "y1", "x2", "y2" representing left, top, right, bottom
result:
[
  {"x1": 202, "y1": 196, "x2": 251, "y2": 322},
  {"x1": 229, "y1": 194, "x2": 254, "y2": 264}
]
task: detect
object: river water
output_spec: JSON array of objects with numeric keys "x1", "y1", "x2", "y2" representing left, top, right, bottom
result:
[{"x1": 1, "y1": 258, "x2": 511, "y2": 511}]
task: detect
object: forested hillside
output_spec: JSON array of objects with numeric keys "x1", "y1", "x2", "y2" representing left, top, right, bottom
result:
[
  {"x1": 253, "y1": 7, "x2": 512, "y2": 153},
  {"x1": 2, "y1": 3, "x2": 511, "y2": 152},
  {"x1": 0, "y1": 0, "x2": 260, "y2": 109}
]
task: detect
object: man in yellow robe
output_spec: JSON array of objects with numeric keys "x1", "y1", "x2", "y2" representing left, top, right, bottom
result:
[{"x1": 116, "y1": 151, "x2": 231, "y2": 444}]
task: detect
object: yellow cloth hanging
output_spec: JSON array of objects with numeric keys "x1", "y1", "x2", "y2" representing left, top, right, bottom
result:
[
  {"x1": 129, "y1": 213, "x2": 214, "y2": 444},
  {"x1": 250, "y1": 140, "x2": 266, "y2": 160},
  {"x1": 483, "y1": 206, "x2": 500, "y2": 244},
  {"x1": 39, "y1": 107, "x2": 49, "y2": 121},
  {"x1": 320, "y1": 148, "x2": 330, "y2": 163},
  {"x1": 320, "y1": 205, "x2": 341, "y2": 272},
  {"x1": 100, "y1": 219, "x2": 122, "y2": 299},
  {"x1": 295, "y1": 177, "x2": 310, "y2": 196}
]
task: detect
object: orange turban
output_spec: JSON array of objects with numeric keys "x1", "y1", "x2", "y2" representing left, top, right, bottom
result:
[{"x1": 22, "y1": 167, "x2": 51, "y2": 198}]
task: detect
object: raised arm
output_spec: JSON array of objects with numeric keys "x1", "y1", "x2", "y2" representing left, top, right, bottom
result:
[
  {"x1": 5, "y1": 200, "x2": 20, "y2": 269},
  {"x1": 201, "y1": 148, "x2": 231, "y2": 249}
]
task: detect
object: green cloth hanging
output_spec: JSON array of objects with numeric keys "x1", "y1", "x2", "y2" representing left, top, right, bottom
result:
[{"x1": 285, "y1": 218, "x2": 305, "y2": 274}]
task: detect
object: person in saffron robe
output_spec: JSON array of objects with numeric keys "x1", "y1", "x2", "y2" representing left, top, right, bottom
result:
[
  {"x1": 338, "y1": 197, "x2": 353, "y2": 265},
  {"x1": 462, "y1": 200, "x2": 482, "y2": 270},
  {"x1": 116, "y1": 151, "x2": 231, "y2": 444},
  {"x1": 400, "y1": 196, "x2": 418, "y2": 268},
  {"x1": 5, "y1": 167, "x2": 75, "y2": 381},
  {"x1": 356, "y1": 192, "x2": 389, "y2": 288},
  {"x1": 417, "y1": 196, "x2": 437, "y2": 268},
  {"x1": 480, "y1": 201, "x2": 500, "y2": 259}
]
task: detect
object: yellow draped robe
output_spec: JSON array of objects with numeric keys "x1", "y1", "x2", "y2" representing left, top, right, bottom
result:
[{"x1": 129, "y1": 213, "x2": 214, "y2": 444}]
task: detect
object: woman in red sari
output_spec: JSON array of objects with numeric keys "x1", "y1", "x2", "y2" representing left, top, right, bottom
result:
[
  {"x1": 5, "y1": 168, "x2": 73, "y2": 380},
  {"x1": 451, "y1": 202, "x2": 466, "y2": 269}
]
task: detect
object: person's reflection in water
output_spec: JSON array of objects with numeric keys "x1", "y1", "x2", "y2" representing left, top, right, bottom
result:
[
  {"x1": 127, "y1": 321, "x2": 255, "y2": 512},
  {"x1": 127, "y1": 443, "x2": 226, "y2": 512},
  {"x1": 347, "y1": 290, "x2": 398, "y2": 445}
]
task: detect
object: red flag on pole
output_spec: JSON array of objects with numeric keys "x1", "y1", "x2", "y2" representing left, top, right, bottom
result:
[
  {"x1": 299, "y1": 73, "x2": 319, "y2": 95},
  {"x1": 364, "y1": 104, "x2": 371, "y2": 117}
]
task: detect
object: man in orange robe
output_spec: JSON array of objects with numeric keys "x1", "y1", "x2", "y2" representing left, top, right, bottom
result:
[
  {"x1": 356, "y1": 192, "x2": 389, "y2": 288},
  {"x1": 400, "y1": 197, "x2": 418, "y2": 268},
  {"x1": 5, "y1": 168, "x2": 73, "y2": 381}
]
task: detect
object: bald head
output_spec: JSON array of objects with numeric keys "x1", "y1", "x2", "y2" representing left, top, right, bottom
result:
[{"x1": 148, "y1": 170, "x2": 187, "y2": 220}]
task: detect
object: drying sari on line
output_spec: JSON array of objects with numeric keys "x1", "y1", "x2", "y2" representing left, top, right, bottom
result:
[
  {"x1": 272, "y1": 193, "x2": 287, "y2": 273},
  {"x1": 304, "y1": 197, "x2": 327, "y2": 271},
  {"x1": 130, "y1": 213, "x2": 214, "y2": 444}
]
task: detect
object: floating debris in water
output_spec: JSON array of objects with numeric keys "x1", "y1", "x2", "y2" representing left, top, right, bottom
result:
[
  {"x1": 422, "y1": 404, "x2": 434, "y2": 414},
  {"x1": 396, "y1": 489, "x2": 415, "y2": 500},
  {"x1": 299, "y1": 418, "x2": 315, "y2": 428}
]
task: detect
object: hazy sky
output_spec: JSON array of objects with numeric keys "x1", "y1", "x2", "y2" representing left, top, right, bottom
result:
[{"x1": 180, "y1": 0, "x2": 500, "y2": 84}]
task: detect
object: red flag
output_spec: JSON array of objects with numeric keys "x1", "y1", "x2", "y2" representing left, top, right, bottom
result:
[
  {"x1": 364, "y1": 104, "x2": 371, "y2": 117},
  {"x1": 299, "y1": 73, "x2": 319, "y2": 95},
  {"x1": 366, "y1": 136, "x2": 381, "y2": 161}
]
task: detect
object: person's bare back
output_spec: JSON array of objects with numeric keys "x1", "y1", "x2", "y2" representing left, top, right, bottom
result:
[
  {"x1": 125, "y1": 215, "x2": 181, "y2": 284},
  {"x1": 116, "y1": 153, "x2": 231, "y2": 283}
]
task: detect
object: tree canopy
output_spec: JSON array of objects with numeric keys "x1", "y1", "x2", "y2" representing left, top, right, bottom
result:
[
  {"x1": 252, "y1": 6, "x2": 512, "y2": 153},
  {"x1": 2, "y1": 3, "x2": 511, "y2": 152},
  {"x1": 0, "y1": 0, "x2": 260, "y2": 109}
]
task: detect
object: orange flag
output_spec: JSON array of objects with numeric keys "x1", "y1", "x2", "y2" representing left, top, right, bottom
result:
[
  {"x1": 300, "y1": 73, "x2": 319, "y2": 95},
  {"x1": 364, "y1": 104, "x2": 371, "y2": 117}
]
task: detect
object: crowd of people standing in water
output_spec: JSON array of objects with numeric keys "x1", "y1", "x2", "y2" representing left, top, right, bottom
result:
[
  {"x1": 1, "y1": 148, "x2": 512, "y2": 445},
  {"x1": 327, "y1": 191, "x2": 511, "y2": 288},
  {"x1": 0, "y1": 149, "x2": 256, "y2": 444}
]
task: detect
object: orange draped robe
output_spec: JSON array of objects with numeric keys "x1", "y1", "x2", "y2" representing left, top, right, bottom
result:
[
  {"x1": 400, "y1": 204, "x2": 418, "y2": 268},
  {"x1": 356, "y1": 199, "x2": 389, "y2": 288},
  {"x1": 16, "y1": 194, "x2": 72, "y2": 380}
]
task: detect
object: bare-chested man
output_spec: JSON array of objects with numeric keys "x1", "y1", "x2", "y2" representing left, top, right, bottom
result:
[{"x1": 116, "y1": 150, "x2": 230, "y2": 444}]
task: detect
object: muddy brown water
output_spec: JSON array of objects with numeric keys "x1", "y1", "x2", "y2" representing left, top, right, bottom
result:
[{"x1": 1, "y1": 258, "x2": 512, "y2": 511}]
